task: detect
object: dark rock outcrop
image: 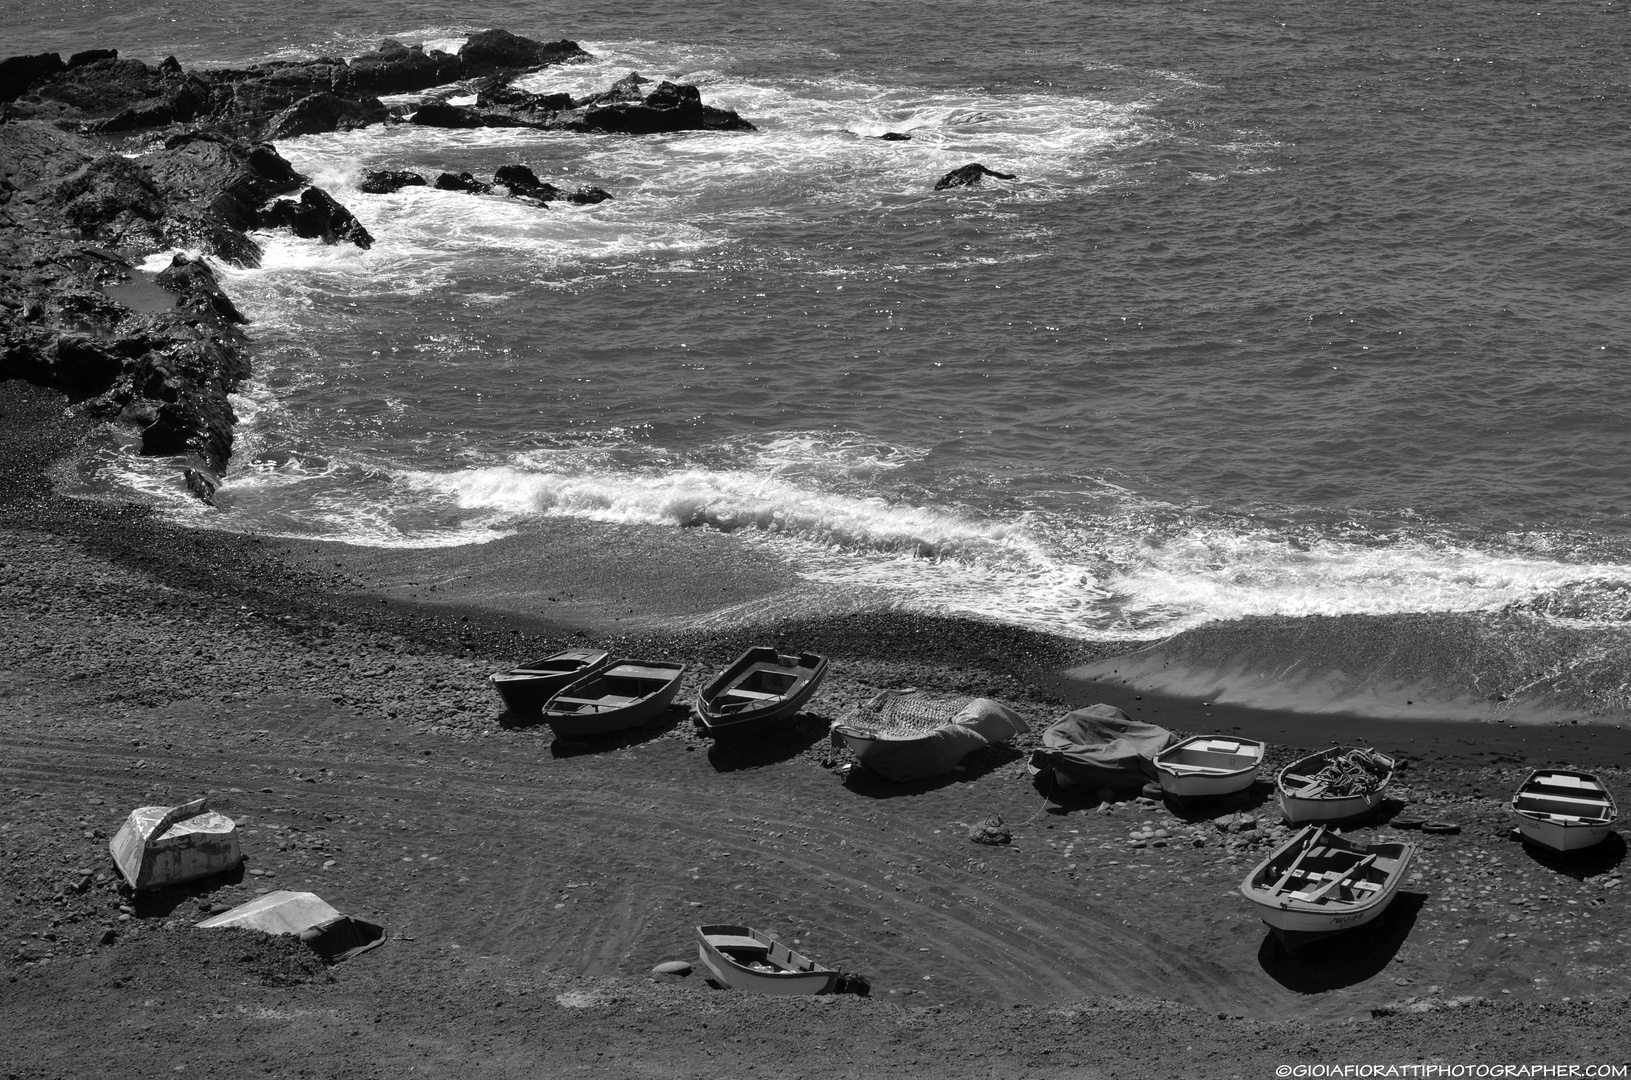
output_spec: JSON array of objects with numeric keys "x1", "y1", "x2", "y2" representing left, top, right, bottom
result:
[
  {"x1": 410, "y1": 101, "x2": 486, "y2": 129},
  {"x1": 0, "y1": 52, "x2": 67, "y2": 103},
  {"x1": 934, "y1": 163, "x2": 1017, "y2": 190},
  {"x1": 346, "y1": 39, "x2": 463, "y2": 95},
  {"x1": 264, "y1": 92, "x2": 388, "y2": 140},
  {"x1": 260, "y1": 187, "x2": 375, "y2": 248},
  {"x1": 877, "y1": 132, "x2": 913, "y2": 141},
  {"x1": 457, "y1": 30, "x2": 590, "y2": 77},
  {"x1": 574, "y1": 78, "x2": 755, "y2": 135},
  {"x1": 358, "y1": 170, "x2": 428, "y2": 195},
  {"x1": 434, "y1": 172, "x2": 493, "y2": 196},
  {"x1": 493, "y1": 164, "x2": 561, "y2": 201}
]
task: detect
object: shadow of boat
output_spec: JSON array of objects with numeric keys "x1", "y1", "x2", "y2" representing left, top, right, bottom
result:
[
  {"x1": 547, "y1": 708, "x2": 684, "y2": 758},
  {"x1": 842, "y1": 742, "x2": 1023, "y2": 799},
  {"x1": 1255, "y1": 891, "x2": 1427, "y2": 993},
  {"x1": 123, "y1": 860, "x2": 248, "y2": 918},
  {"x1": 1510, "y1": 827, "x2": 1625, "y2": 879},
  {"x1": 706, "y1": 712, "x2": 829, "y2": 772}
]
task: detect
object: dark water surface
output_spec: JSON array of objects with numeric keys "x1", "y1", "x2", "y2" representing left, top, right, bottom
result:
[{"x1": 11, "y1": 0, "x2": 1631, "y2": 642}]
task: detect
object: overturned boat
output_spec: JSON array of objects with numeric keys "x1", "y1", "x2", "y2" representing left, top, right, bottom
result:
[
  {"x1": 197, "y1": 890, "x2": 386, "y2": 962},
  {"x1": 693, "y1": 648, "x2": 828, "y2": 741},
  {"x1": 831, "y1": 692, "x2": 1029, "y2": 782},
  {"x1": 1510, "y1": 769, "x2": 1618, "y2": 854},
  {"x1": 541, "y1": 659, "x2": 685, "y2": 737},
  {"x1": 489, "y1": 649, "x2": 613, "y2": 712},
  {"x1": 695, "y1": 924, "x2": 838, "y2": 995},
  {"x1": 1276, "y1": 747, "x2": 1395, "y2": 825},
  {"x1": 109, "y1": 797, "x2": 241, "y2": 892},
  {"x1": 1153, "y1": 735, "x2": 1266, "y2": 801},
  {"x1": 1240, "y1": 825, "x2": 1416, "y2": 948}
]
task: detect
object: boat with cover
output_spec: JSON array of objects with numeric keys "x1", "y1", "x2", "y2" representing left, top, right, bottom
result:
[
  {"x1": 109, "y1": 797, "x2": 241, "y2": 891},
  {"x1": 693, "y1": 648, "x2": 828, "y2": 740},
  {"x1": 541, "y1": 660, "x2": 685, "y2": 737},
  {"x1": 695, "y1": 924, "x2": 838, "y2": 994},
  {"x1": 489, "y1": 649, "x2": 612, "y2": 712},
  {"x1": 1276, "y1": 747, "x2": 1395, "y2": 825},
  {"x1": 830, "y1": 691, "x2": 1029, "y2": 782},
  {"x1": 1153, "y1": 735, "x2": 1266, "y2": 800},
  {"x1": 1240, "y1": 825, "x2": 1416, "y2": 948},
  {"x1": 1510, "y1": 769, "x2": 1618, "y2": 854}
]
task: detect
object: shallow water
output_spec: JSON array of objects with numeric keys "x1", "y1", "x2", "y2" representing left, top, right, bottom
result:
[{"x1": 16, "y1": 0, "x2": 1631, "y2": 641}]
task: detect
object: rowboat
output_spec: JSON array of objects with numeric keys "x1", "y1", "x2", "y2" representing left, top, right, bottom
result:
[
  {"x1": 109, "y1": 797, "x2": 242, "y2": 892},
  {"x1": 541, "y1": 660, "x2": 685, "y2": 737},
  {"x1": 489, "y1": 649, "x2": 612, "y2": 712},
  {"x1": 695, "y1": 924, "x2": 838, "y2": 994},
  {"x1": 1239, "y1": 825, "x2": 1416, "y2": 948},
  {"x1": 1276, "y1": 747, "x2": 1395, "y2": 825},
  {"x1": 693, "y1": 648, "x2": 828, "y2": 741},
  {"x1": 1510, "y1": 769, "x2": 1618, "y2": 854},
  {"x1": 1153, "y1": 735, "x2": 1266, "y2": 800}
]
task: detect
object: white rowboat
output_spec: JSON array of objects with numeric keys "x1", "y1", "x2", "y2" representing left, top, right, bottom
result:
[
  {"x1": 1510, "y1": 769, "x2": 1617, "y2": 854},
  {"x1": 1153, "y1": 735, "x2": 1266, "y2": 800},
  {"x1": 1277, "y1": 747, "x2": 1395, "y2": 826},
  {"x1": 1239, "y1": 825, "x2": 1415, "y2": 948}
]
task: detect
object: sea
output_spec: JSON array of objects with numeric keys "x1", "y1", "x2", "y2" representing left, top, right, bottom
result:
[{"x1": 10, "y1": 0, "x2": 1631, "y2": 644}]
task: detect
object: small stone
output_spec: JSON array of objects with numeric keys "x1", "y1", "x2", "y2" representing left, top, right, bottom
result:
[
  {"x1": 100, "y1": 929, "x2": 117, "y2": 945},
  {"x1": 652, "y1": 960, "x2": 691, "y2": 976}
]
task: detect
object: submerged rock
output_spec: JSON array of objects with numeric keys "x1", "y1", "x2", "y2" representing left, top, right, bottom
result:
[
  {"x1": 934, "y1": 163, "x2": 1017, "y2": 190},
  {"x1": 358, "y1": 169, "x2": 428, "y2": 195}
]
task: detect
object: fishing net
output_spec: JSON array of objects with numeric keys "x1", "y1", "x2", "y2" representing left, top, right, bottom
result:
[
  {"x1": 1305, "y1": 748, "x2": 1392, "y2": 797},
  {"x1": 839, "y1": 690, "x2": 976, "y2": 737}
]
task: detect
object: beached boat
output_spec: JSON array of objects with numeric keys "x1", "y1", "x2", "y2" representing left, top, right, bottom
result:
[
  {"x1": 489, "y1": 649, "x2": 612, "y2": 712},
  {"x1": 1240, "y1": 825, "x2": 1416, "y2": 948},
  {"x1": 1510, "y1": 769, "x2": 1618, "y2": 854},
  {"x1": 695, "y1": 924, "x2": 838, "y2": 995},
  {"x1": 830, "y1": 692, "x2": 1029, "y2": 782},
  {"x1": 109, "y1": 797, "x2": 242, "y2": 892},
  {"x1": 1153, "y1": 735, "x2": 1266, "y2": 800},
  {"x1": 693, "y1": 648, "x2": 828, "y2": 741},
  {"x1": 541, "y1": 660, "x2": 685, "y2": 737},
  {"x1": 197, "y1": 890, "x2": 386, "y2": 963},
  {"x1": 1276, "y1": 747, "x2": 1395, "y2": 825}
]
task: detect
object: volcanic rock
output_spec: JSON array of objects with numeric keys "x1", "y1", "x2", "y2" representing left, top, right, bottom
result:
[
  {"x1": 934, "y1": 163, "x2": 1018, "y2": 190},
  {"x1": 457, "y1": 30, "x2": 591, "y2": 78},
  {"x1": 260, "y1": 187, "x2": 375, "y2": 248},
  {"x1": 358, "y1": 170, "x2": 428, "y2": 195}
]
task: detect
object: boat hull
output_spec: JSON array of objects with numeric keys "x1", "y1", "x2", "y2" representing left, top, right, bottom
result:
[
  {"x1": 694, "y1": 649, "x2": 828, "y2": 741},
  {"x1": 695, "y1": 924, "x2": 837, "y2": 995},
  {"x1": 489, "y1": 650, "x2": 612, "y2": 712},
  {"x1": 109, "y1": 805, "x2": 241, "y2": 892},
  {"x1": 1509, "y1": 769, "x2": 1618, "y2": 854},
  {"x1": 1155, "y1": 737, "x2": 1266, "y2": 800},
  {"x1": 543, "y1": 661, "x2": 685, "y2": 738},
  {"x1": 1240, "y1": 826, "x2": 1415, "y2": 950},
  {"x1": 1513, "y1": 815, "x2": 1612, "y2": 853}
]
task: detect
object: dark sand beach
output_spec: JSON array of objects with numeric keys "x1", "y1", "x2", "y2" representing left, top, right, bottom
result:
[{"x1": 5, "y1": 379, "x2": 1631, "y2": 1077}]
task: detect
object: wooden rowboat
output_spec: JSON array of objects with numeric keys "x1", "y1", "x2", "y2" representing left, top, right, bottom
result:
[
  {"x1": 541, "y1": 660, "x2": 685, "y2": 737},
  {"x1": 1239, "y1": 825, "x2": 1416, "y2": 948},
  {"x1": 693, "y1": 648, "x2": 828, "y2": 741},
  {"x1": 489, "y1": 649, "x2": 612, "y2": 712},
  {"x1": 109, "y1": 797, "x2": 242, "y2": 892},
  {"x1": 1510, "y1": 769, "x2": 1617, "y2": 854},
  {"x1": 695, "y1": 924, "x2": 838, "y2": 995},
  {"x1": 1153, "y1": 735, "x2": 1266, "y2": 800},
  {"x1": 1276, "y1": 747, "x2": 1395, "y2": 826}
]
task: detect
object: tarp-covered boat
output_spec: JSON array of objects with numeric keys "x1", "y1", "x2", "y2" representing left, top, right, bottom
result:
[
  {"x1": 1510, "y1": 769, "x2": 1617, "y2": 853},
  {"x1": 1154, "y1": 735, "x2": 1266, "y2": 801},
  {"x1": 1240, "y1": 825, "x2": 1415, "y2": 948},
  {"x1": 1026, "y1": 704, "x2": 1175, "y2": 790},
  {"x1": 196, "y1": 890, "x2": 386, "y2": 962},
  {"x1": 693, "y1": 648, "x2": 828, "y2": 741},
  {"x1": 830, "y1": 692, "x2": 1029, "y2": 782},
  {"x1": 109, "y1": 797, "x2": 241, "y2": 892},
  {"x1": 695, "y1": 924, "x2": 838, "y2": 995},
  {"x1": 542, "y1": 659, "x2": 686, "y2": 737},
  {"x1": 489, "y1": 649, "x2": 612, "y2": 712},
  {"x1": 1276, "y1": 747, "x2": 1395, "y2": 825}
]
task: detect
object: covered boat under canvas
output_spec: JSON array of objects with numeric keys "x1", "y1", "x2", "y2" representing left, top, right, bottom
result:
[
  {"x1": 695, "y1": 924, "x2": 838, "y2": 995},
  {"x1": 1239, "y1": 825, "x2": 1416, "y2": 948},
  {"x1": 1510, "y1": 769, "x2": 1618, "y2": 854},
  {"x1": 1154, "y1": 735, "x2": 1266, "y2": 801},
  {"x1": 693, "y1": 648, "x2": 828, "y2": 741},
  {"x1": 1276, "y1": 747, "x2": 1395, "y2": 825},
  {"x1": 1025, "y1": 704, "x2": 1175, "y2": 791},
  {"x1": 489, "y1": 649, "x2": 612, "y2": 712},
  {"x1": 830, "y1": 692, "x2": 1030, "y2": 782},
  {"x1": 109, "y1": 797, "x2": 241, "y2": 892},
  {"x1": 196, "y1": 890, "x2": 386, "y2": 962},
  {"x1": 541, "y1": 660, "x2": 686, "y2": 737}
]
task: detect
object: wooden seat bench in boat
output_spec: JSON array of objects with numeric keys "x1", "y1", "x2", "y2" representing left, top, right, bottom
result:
[
  {"x1": 722, "y1": 689, "x2": 783, "y2": 701},
  {"x1": 611, "y1": 664, "x2": 686, "y2": 681},
  {"x1": 703, "y1": 933, "x2": 770, "y2": 952},
  {"x1": 551, "y1": 695, "x2": 636, "y2": 709}
]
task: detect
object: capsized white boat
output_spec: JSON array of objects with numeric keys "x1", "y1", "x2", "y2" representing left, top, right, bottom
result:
[
  {"x1": 1276, "y1": 747, "x2": 1395, "y2": 825},
  {"x1": 197, "y1": 890, "x2": 386, "y2": 962},
  {"x1": 1239, "y1": 825, "x2": 1416, "y2": 948},
  {"x1": 109, "y1": 797, "x2": 241, "y2": 891},
  {"x1": 1510, "y1": 769, "x2": 1617, "y2": 854},
  {"x1": 1153, "y1": 735, "x2": 1266, "y2": 800}
]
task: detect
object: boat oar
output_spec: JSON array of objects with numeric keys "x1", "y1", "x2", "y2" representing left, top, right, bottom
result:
[
  {"x1": 1303, "y1": 853, "x2": 1378, "y2": 903},
  {"x1": 1269, "y1": 826, "x2": 1327, "y2": 893}
]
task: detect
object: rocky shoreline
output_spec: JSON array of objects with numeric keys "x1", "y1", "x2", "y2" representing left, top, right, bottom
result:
[{"x1": 0, "y1": 29, "x2": 754, "y2": 494}]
